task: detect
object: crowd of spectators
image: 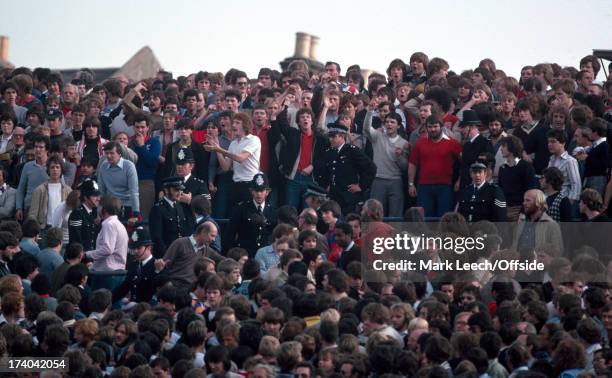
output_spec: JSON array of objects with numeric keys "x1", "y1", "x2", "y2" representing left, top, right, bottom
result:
[{"x1": 0, "y1": 52, "x2": 609, "y2": 378}]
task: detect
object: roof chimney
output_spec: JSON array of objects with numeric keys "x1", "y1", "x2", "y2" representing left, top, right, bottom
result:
[
  {"x1": 309, "y1": 35, "x2": 320, "y2": 61},
  {"x1": 0, "y1": 36, "x2": 8, "y2": 62},
  {"x1": 294, "y1": 32, "x2": 311, "y2": 59}
]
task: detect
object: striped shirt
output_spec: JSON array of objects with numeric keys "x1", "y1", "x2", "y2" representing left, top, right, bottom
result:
[
  {"x1": 86, "y1": 215, "x2": 128, "y2": 271},
  {"x1": 548, "y1": 151, "x2": 581, "y2": 201}
]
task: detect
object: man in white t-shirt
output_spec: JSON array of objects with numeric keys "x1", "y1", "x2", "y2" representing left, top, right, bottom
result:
[{"x1": 205, "y1": 112, "x2": 261, "y2": 207}]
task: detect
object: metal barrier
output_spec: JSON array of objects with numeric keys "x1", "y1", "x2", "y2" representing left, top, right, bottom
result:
[{"x1": 88, "y1": 270, "x2": 128, "y2": 292}]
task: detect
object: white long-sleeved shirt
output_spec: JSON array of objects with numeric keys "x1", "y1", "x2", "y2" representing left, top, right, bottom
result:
[{"x1": 86, "y1": 215, "x2": 128, "y2": 271}]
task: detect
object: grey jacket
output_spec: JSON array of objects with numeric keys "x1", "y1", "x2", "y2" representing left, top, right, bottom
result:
[{"x1": 0, "y1": 185, "x2": 16, "y2": 219}]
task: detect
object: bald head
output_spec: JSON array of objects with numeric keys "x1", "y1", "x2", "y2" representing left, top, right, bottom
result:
[{"x1": 196, "y1": 221, "x2": 218, "y2": 246}]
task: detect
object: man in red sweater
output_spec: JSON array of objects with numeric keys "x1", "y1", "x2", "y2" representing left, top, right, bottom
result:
[{"x1": 408, "y1": 115, "x2": 462, "y2": 218}]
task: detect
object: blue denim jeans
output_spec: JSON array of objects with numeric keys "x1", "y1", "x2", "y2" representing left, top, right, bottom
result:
[
  {"x1": 417, "y1": 184, "x2": 454, "y2": 218},
  {"x1": 285, "y1": 173, "x2": 313, "y2": 211}
]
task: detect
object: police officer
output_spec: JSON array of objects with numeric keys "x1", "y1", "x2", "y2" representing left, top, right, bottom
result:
[
  {"x1": 227, "y1": 173, "x2": 277, "y2": 256},
  {"x1": 112, "y1": 226, "x2": 157, "y2": 304},
  {"x1": 175, "y1": 147, "x2": 211, "y2": 201},
  {"x1": 315, "y1": 123, "x2": 377, "y2": 215},
  {"x1": 149, "y1": 176, "x2": 192, "y2": 258},
  {"x1": 457, "y1": 161, "x2": 507, "y2": 222},
  {"x1": 304, "y1": 183, "x2": 329, "y2": 234},
  {"x1": 68, "y1": 178, "x2": 100, "y2": 251}
]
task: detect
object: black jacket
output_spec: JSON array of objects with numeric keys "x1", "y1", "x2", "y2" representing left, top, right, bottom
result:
[
  {"x1": 457, "y1": 182, "x2": 507, "y2": 222},
  {"x1": 68, "y1": 205, "x2": 99, "y2": 252},
  {"x1": 112, "y1": 256, "x2": 157, "y2": 304},
  {"x1": 184, "y1": 175, "x2": 210, "y2": 200},
  {"x1": 315, "y1": 143, "x2": 377, "y2": 212},
  {"x1": 149, "y1": 199, "x2": 192, "y2": 258},
  {"x1": 460, "y1": 135, "x2": 494, "y2": 189},
  {"x1": 337, "y1": 244, "x2": 362, "y2": 271},
  {"x1": 162, "y1": 141, "x2": 210, "y2": 181},
  {"x1": 269, "y1": 108, "x2": 329, "y2": 178},
  {"x1": 227, "y1": 200, "x2": 277, "y2": 256}
]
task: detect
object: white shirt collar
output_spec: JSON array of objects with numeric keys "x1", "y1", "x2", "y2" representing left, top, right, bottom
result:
[
  {"x1": 432, "y1": 132, "x2": 451, "y2": 142},
  {"x1": 141, "y1": 255, "x2": 153, "y2": 266},
  {"x1": 110, "y1": 157, "x2": 125, "y2": 168},
  {"x1": 183, "y1": 173, "x2": 191, "y2": 182},
  {"x1": 503, "y1": 157, "x2": 521, "y2": 167},
  {"x1": 593, "y1": 137, "x2": 607, "y2": 148},
  {"x1": 336, "y1": 143, "x2": 346, "y2": 152},
  {"x1": 345, "y1": 241, "x2": 355, "y2": 251},
  {"x1": 469, "y1": 134, "x2": 479, "y2": 143},
  {"x1": 474, "y1": 181, "x2": 486, "y2": 190},
  {"x1": 83, "y1": 204, "x2": 93, "y2": 214},
  {"x1": 254, "y1": 200, "x2": 265, "y2": 210},
  {"x1": 189, "y1": 235, "x2": 199, "y2": 250},
  {"x1": 164, "y1": 196, "x2": 176, "y2": 207}
]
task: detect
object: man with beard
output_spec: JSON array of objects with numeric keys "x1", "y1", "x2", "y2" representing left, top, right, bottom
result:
[
  {"x1": 512, "y1": 189, "x2": 563, "y2": 254},
  {"x1": 457, "y1": 162, "x2": 507, "y2": 222},
  {"x1": 334, "y1": 222, "x2": 361, "y2": 271},
  {"x1": 0, "y1": 231, "x2": 20, "y2": 278},
  {"x1": 408, "y1": 115, "x2": 461, "y2": 218},
  {"x1": 147, "y1": 90, "x2": 164, "y2": 132}
]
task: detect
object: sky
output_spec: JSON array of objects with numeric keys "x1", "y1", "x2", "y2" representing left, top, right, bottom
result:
[{"x1": 2, "y1": 0, "x2": 612, "y2": 81}]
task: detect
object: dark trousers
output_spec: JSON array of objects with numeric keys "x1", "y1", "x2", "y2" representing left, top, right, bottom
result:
[
  {"x1": 417, "y1": 184, "x2": 454, "y2": 218},
  {"x1": 212, "y1": 172, "x2": 233, "y2": 219},
  {"x1": 231, "y1": 181, "x2": 252, "y2": 209}
]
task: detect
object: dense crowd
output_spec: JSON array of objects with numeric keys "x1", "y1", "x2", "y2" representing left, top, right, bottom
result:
[{"x1": 0, "y1": 52, "x2": 610, "y2": 378}]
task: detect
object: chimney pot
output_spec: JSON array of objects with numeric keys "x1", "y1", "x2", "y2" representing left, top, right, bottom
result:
[
  {"x1": 0, "y1": 36, "x2": 9, "y2": 62},
  {"x1": 309, "y1": 35, "x2": 320, "y2": 61},
  {"x1": 294, "y1": 32, "x2": 311, "y2": 59}
]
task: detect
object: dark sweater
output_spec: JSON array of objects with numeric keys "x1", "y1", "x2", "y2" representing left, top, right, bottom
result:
[
  {"x1": 584, "y1": 141, "x2": 609, "y2": 177},
  {"x1": 523, "y1": 122, "x2": 551, "y2": 174},
  {"x1": 546, "y1": 192, "x2": 573, "y2": 222},
  {"x1": 498, "y1": 160, "x2": 538, "y2": 206}
]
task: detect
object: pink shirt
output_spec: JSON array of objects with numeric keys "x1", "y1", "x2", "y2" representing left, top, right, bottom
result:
[{"x1": 86, "y1": 215, "x2": 128, "y2": 271}]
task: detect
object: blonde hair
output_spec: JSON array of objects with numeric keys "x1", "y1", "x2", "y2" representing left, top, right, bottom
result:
[
  {"x1": 258, "y1": 335, "x2": 280, "y2": 360},
  {"x1": 320, "y1": 308, "x2": 340, "y2": 324},
  {"x1": 391, "y1": 303, "x2": 416, "y2": 329},
  {"x1": 527, "y1": 189, "x2": 548, "y2": 211}
]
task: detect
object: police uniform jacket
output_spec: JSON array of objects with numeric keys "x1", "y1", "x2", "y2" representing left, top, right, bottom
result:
[
  {"x1": 149, "y1": 198, "x2": 191, "y2": 258},
  {"x1": 68, "y1": 205, "x2": 99, "y2": 251},
  {"x1": 112, "y1": 255, "x2": 157, "y2": 303},
  {"x1": 457, "y1": 182, "x2": 507, "y2": 222},
  {"x1": 315, "y1": 143, "x2": 377, "y2": 208},
  {"x1": 227, "y1": 200, "x2": 277, "y2": 256},
  {"x1": 162, "y1": 141, "x2": 210, "y2": 180},
  {"x1": 184, "y1": 175, "x2": 211, "y2": 200}
]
